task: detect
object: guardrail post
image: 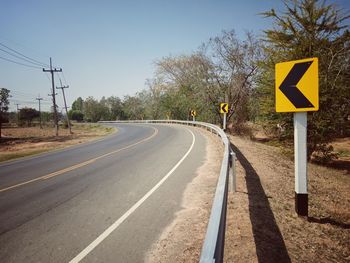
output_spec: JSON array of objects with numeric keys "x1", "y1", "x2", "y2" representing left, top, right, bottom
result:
[{"x1": 230, "y1": 150, "x2": 236, "y2": 192}]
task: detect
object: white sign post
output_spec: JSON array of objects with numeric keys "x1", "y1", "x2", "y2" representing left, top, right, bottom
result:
[
  {"x1": 294, "y1": 112, "x2": 308, "y2": 216},
  {"x1": 223, "y1": 113, "x2": 227, "y2": 130}
]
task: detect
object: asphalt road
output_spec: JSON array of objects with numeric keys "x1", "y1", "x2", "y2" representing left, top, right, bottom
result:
[{"x1": 0, "y1": 123, "x2": 207, "y2": 262}]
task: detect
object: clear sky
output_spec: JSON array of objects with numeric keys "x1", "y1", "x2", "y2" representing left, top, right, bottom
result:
[{"x1": 1, "y1": 0, "x2": 349, "y2": 111}]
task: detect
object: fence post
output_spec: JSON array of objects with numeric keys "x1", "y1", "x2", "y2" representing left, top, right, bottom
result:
[{"x1": 230, "y1": 150, "x2": 236, "y2": 192}]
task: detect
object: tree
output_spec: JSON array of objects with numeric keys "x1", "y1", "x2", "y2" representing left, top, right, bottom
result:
[
  {"x1": 123, "y1": 95, "x2": 145, "y2": 120},
  {"x1": 201, "y1": 30, "x2": 263, "y2": 126},
  {"x1": 83, "y1": 96, "x2": 102, "y2": 122},
  {"x1": 19, "y1": 107, "x2": 40, "y2": 126},
  {"x1": 0, "y1": 88, "x2": 10, "y2": 138},
  {"x1": 258, "y1": 0, "x2": 350, "y2": 160},
  {"x1": 155, "y1": 54, "x2": 216, "y2": 121},
  {"x1": 153, "y1": 31, "x2": 263, "y2": 125},
  {"x1": 69, "y1": 110, "x2": 84, "y2": 122},
  {"x1": 41, "y1": 111, "x2": 52, "y2": 124},
  {"x1": 72, "y1": 97, "x2": 84, "y2": 111},
  {"x1": 99, "y1": 96, "x2": 111, "y2": 121},
  {"x1": 106, "y1": 96, "x2": 124, "y2": 120}
]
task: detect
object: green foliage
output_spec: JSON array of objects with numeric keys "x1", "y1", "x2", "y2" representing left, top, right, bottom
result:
[
  {"x1": 83, "y1": 97, "x2": 102, "y2": 122},
  {"x1": 69, "y1": 110, "x2": 84, "y2": 122},
  {"x1": 257, "y1": 0, "x2": 350, "y2": 161},
  {"x1": 72, "y1": 97, "x2": 84, "y2": 111},
  {"x1": 0, "y1": 88, "x2": 10, "y2": 138},
  {"x1": 19, "y1": 107, "x2": 40, "y2": 126},
  {"x1": 106, "y1": 96, "x2": 124, "y2": 120},
  {"x1": 122, "y1": 95, "x2": 145, "y2": 120},
  {"x1": 41, "y1": 112, "x2": 53, "y2": 124}
]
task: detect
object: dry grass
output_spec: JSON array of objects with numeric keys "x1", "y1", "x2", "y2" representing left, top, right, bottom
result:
[
  {"x1": 147, "y1": 127, "x2": 349, "y2": 262},
  {"x1": 226, "y1": 135, "x2": 349, "y2": 263},
  {"x1": 0, "y1": 123, "x2": 115, "y2": 162}
]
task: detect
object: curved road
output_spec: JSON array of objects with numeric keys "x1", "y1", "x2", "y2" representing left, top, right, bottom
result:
[{"x1": 0, "y1": 123, "x2": 207, "y2": 262}]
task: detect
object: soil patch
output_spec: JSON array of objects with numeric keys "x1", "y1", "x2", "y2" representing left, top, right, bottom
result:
[{"x1": 0, "y1": 124, "x2": 115, "y2": 162}]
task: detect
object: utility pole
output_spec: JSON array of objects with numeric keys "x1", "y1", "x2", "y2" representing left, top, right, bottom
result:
[
  {"x1": 36, "y1": 96, "x2": 43, "y2": 129},
  {"x1": 15, "y1": 103, "x2": 20, "y2": 125},
  {"x1": 43, "y1": 58, "x2": 62, "y2": 136},
  {"x1": 56, "y1": 79, "x2": 72, "y2": 134}
]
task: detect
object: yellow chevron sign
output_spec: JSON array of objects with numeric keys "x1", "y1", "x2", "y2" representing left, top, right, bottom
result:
[
  {"x1": 276, "y1": 57, "x2": 318, "y2": 112},
  {"x1": 220, "y1": 103, "x2": 228, "y2": 114}
]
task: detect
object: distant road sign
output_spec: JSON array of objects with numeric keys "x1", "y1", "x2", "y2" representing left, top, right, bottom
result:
[
  {"x1": 191, "y1": 110, "x2": 196, "y2": 117},
  {"x1": 220, "y1": 103, "x2": 229, "y2": 114},
  {"x1": 276, "y1": 57, "x2": 318, "y2": 112}
]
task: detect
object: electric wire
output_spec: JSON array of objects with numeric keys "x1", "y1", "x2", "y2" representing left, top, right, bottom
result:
[
  {"x1": 0, "y1": 55, "x2": 42, "y2": 69},
  {"x1": 44, "y1": 72, "x2": 51, "y2": 81},
  {"x1": 0, "y1": 42, "x2": 49, "y2": 67},
  {"x1": 61, "y1": 71, "x2": 68, "y2": 85},
  {"x1": 0, "y1": 47, "x2": 47, "y2": 67},
  {"x1": 9, "y1": 99, "x2": 51, "y2": 105},
  {"x1": 8, "y1": 89, "x2": 51, "y2": 104}
]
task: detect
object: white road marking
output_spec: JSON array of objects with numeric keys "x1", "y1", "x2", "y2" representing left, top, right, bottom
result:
[
  {"x1": 69, "y1": 128, "x2": 196, "y2": 263},
  {"x1": 0, "y1": 127, "x2": 158, "y2": 193}
]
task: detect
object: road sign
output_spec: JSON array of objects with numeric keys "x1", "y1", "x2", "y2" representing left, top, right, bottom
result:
[
  {"x1": 191, "y1": 110, "x2": 196, "y2": 117},
  {"x1": 276, "y1": 57, "x2": 318, "y2": 112},
  {"x1": 276, "y1": 57, "x2": 319, "y2": 217},
  {"x1": 220, "y1": 103, "x2": 229, "y2": 114}
]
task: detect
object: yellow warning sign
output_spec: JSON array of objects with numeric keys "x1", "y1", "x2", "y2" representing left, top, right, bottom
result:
[
  {"x1": 275, "y1": 57, "x2": 318, "y2": 112},
  {"x1": 220, "y1": 103, "x2": 229, "y2": 114}
]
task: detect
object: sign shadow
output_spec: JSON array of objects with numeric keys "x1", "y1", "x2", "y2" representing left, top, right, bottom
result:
[{"x1": 230, "y1": 143, "x2": 291, "y2": 263}]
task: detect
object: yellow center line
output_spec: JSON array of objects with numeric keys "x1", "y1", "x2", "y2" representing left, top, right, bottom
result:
[{"x1": 0, "y1": 126, "x2": 158, "y2": 193}]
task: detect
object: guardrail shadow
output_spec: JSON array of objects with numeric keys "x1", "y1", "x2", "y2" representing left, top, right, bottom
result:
[{"x1": 231, "y1": 143, "x2": 291, "y2": 263}]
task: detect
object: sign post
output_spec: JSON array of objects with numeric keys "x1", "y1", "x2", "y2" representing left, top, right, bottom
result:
[
  {"x1": 294, "y1": 112, "x2": 308, "y2": 215},
  {"x1": 191, "y1": 110, "x2": 196, "y2": 122},
  {"x1": 220, "y1": 103, "x2": 229, "y2": 130},
  {"x1": 276, "y1": 57, "x2": 318, "y2": 217}
]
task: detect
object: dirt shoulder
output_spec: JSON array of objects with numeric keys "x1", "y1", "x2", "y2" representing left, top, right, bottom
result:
[
  {"x1": 146, "y1": 129, "x2": 224, "y2": 263},
  {"x1": 146, "y1": 131, "x2": 349, "y2": 262},
  {"x1": 225, "y1": 135, "x2": 349, "y2": 263},
  {"x1": 0, "y1": 123, "x2": 115, "y2": 163}
]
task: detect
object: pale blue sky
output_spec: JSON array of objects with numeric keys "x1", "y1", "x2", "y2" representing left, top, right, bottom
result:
[{"x1": 0, "y1": 0, "x2": 349, "y2": 111}]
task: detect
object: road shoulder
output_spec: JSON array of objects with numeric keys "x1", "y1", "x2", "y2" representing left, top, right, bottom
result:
[
  {"x1": 225, "y1": 134, "x2": 349, "y2": 262},
  {"x1": 0, "y1": 124, "x2": 116, "y2": 163},
  {"x1": 145, "y1": 128, "x2": 223, "y2": 263}
]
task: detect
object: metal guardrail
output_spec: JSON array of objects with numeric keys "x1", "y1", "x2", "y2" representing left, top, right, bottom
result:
[{"x1": 99, "y1": 120, "x2": 235, "y2": 263}]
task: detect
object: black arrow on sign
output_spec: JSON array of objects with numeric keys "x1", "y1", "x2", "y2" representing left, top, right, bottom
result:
[
  {"x1": 221, "y1": 103, "x2": 228, "y2": 113},
  {"x1": 279, "y1": 61, "x2": 314, "y2": 108}
]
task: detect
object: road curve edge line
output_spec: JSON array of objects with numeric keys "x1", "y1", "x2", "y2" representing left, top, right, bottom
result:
[{"x1": 69, "y1": 128, "x2": 196, "y2": 263}]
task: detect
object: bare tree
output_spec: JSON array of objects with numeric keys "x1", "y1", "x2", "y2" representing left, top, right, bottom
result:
[{"x1": 201, "y1": 30, "x2": 263, "y2": 125}]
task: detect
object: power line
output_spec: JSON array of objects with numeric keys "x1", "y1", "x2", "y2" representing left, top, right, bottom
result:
[
  {"x1": 9, "y1": 99, "x2": 51, "y2": 105},
  {"x1": 8, "y1": 89, "x2": 51, "y2": 101},
  {"x1": 0, "y1": 55, "x2": 42, "y2": 69},
  {"x1": 44, "y1": 72, "x2": 51, "y2": 82},
  {"x1": 0, "y1": 47, "x2": 47, "y2": 67},
  {"x1": 0, "y1": 42, "x2": 49, "y2": 67},
  {"x1": 61, "y1": 71, "x2": 68, "y2": 85}
]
